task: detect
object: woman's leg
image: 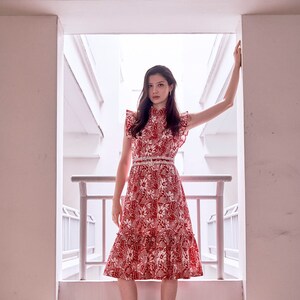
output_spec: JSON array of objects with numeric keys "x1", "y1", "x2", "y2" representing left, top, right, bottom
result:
[
  {"x1": 118, "y1": 279, "x2": 138, "y2": 300},
  {"x1": 161, "y1": 279, "x2": 178, "y2": 300}
]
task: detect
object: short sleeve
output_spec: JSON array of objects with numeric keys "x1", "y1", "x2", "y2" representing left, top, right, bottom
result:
[
  {"x1": 178, "y1": 111, "x2": 190, "y2": 147},
  {"x1": 125, "y1": 110, "x2": 136, "y2": 137}
]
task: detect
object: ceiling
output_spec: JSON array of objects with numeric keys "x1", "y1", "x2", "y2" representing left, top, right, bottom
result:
[{"x1": 0, "y1": 0, "x2": 300, "y2": 34}]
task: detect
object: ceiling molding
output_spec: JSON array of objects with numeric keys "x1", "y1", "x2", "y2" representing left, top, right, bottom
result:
[
  {"x1": 73, "y1": 35, "x2": 104, "y2": 104},
  {"x1": 64, "y1": 57, "x2": 104, "y2": 136},
  {"x1": 200, "y1": 34, "x2": 231, "y2": 104},
  {"x1": 1, "y1": 1, "x2": 299, "y2": 34}
]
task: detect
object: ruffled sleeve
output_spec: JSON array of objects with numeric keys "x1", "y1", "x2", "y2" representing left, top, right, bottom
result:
[
  {"x1": 125, "y1": 110, "x2": 136, "y2": 137},
  {"x1": 178, "y1": 111, "x2": 190, "y2": 147}
]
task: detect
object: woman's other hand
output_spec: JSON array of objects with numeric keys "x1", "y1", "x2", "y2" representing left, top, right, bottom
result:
[{"x1": 112, "y1": 201, "x2": 122, "y2": 227}]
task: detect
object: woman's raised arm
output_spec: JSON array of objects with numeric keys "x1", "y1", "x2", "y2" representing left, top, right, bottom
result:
[{"x1": 187, "y1": 40, "x2": 242, "y2": 130}]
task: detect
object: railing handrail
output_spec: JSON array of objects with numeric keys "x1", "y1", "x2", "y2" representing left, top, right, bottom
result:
[
  {"x1": 73, "y1": 174, "x2": 232, "y2": 281},
  {"x1": 71, "y1": 174, "x2": 232, "y2": 182}
]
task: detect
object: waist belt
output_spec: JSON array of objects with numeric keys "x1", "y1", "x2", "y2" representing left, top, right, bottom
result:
[{"x1": 132, "y1": 156, "x2": 174, "y2": 167}]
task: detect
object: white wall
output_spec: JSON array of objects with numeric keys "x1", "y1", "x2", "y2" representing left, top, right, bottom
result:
[
  {"x1": 90, "y1": 35, "x2": 123, "y2": 176},
  {"x1": 182, "y1": 34, "x2": 238, "y2": 208},
  {"x1": 242, "y1": 15, "x2": 300, "y2": 300},
  {"x1": 63, "y1": 35, "x2": 122, "y2": 259},
  {"x1": 63, "y1": 35, "x2": 122, "y2": 210},
  {"x1": 0, "y1": 16, "x2": 63, "y2": 300}
]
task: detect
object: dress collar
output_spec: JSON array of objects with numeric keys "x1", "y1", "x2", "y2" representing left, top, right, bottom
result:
[{"x1": 150, "y1": 106, "x2": 166, "y2": 116}]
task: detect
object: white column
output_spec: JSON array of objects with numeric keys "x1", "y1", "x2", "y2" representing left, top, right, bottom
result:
[
  {"x1": 0, "y1": 16, "x2": 63, "y2": 300},
  {"x1": 241, "y1": 15, "x2": 300, "y2": 300}
]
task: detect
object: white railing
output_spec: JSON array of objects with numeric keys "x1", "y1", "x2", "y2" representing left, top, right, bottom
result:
[
  {"x1": 71, "y1": 175, "x2": 232, "y2": 280},
  {"x1": 62, "y1": 205, "x2": 96, "y2": 261},
  {"x1": 208, "y1": 203, "x2": 239, "y2": 261}
]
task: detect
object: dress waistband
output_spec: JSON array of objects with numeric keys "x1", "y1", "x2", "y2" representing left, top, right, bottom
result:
[{"x1": 132, "y1": 156, "x2": 174, "y2": 166}]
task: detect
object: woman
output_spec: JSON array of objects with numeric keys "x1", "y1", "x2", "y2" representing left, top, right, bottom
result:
[{"x1": 104, "y1": 41, "x2": 242, "y2": 300}]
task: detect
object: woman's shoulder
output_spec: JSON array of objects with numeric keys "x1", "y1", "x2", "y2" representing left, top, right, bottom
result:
[
  {"x1": 180, "y1": 110, "x2": 189, "y2": 117},
  {"x1": 126, "y1": 109, "x2": 137, "y2": 117},
  {"x1": 125, "y1": 110, "x2": 137, "y2": 136},
  {"x1": 180, "y1": 110, "x2": 190, "y2": 120},
  {"x1": 179, "y1": 111, "x2": 191, "y2": 127},
  {"x1": 126, "y1": 109, "x2": 137, "y2": 122}
]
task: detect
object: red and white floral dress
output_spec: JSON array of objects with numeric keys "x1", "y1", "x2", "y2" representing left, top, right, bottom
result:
[{"x1": 104, "y1": 106, "x2": 203, "y2": 280}]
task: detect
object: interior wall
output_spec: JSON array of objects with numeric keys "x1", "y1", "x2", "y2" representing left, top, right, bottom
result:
[
  {"x1": 1, "y1": 10, "x2": 299, "y2": 300},
  {"x1": 0, "y1": 16, "x2": 63, "y2": 300},
  {"x1": 63, "y1": 35, "x2": 121, "y2": 210},
  {"x1": 242, "y1": 15, "x2": 300, "y2": 300}
]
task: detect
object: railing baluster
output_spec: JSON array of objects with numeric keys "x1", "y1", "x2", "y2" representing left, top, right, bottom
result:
[
  {"x1": 68, "y1": 217, "x2": 71, "y2": 252},
  {"x1": 196, "y1": 198, "x2": 201, "y2": 260},
  {"x1": 216, "y1": 180, "x2": 225, "y2": 280},
  {"x1": 79, "y1": 181, "x2": 87, "y2": 280},
  {"x1": 102, "y1": 199, "x2": 106, "y2": 263}
]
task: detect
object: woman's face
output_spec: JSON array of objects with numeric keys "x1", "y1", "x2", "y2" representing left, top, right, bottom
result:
[{"x1": 148, "y1": 73, "x2": 173, "y2": 109}]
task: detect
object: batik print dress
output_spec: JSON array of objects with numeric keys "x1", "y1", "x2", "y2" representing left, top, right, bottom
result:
[{"x1": 104, "y1": 106, "x2": 203, "y2": 280}]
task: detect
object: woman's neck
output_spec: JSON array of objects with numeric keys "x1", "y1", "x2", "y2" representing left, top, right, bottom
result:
[{"x1": 152, "y1": 103, "x2": 166, "y2": 110}]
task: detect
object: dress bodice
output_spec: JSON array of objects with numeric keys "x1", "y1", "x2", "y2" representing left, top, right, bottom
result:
[{"x1": 125, "y1": 107, "x2": 189, "y2": 161}]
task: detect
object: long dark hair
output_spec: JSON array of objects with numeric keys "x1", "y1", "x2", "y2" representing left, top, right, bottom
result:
[{"x1": 130, "y1": 65, "x2": 181, "y2": 137}]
